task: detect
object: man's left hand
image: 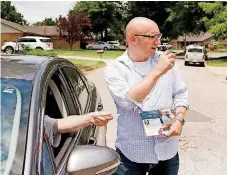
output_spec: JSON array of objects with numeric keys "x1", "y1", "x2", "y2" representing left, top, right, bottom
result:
[{"x1": 161, "y1": 119, "x2": 183, "y2": 137}]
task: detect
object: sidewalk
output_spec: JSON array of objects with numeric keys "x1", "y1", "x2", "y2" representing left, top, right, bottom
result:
[
  {"x1": 205, "y1": 63, "x2": 227, "y2": 83},
  {"x1": 205, "y1": 65, "x2": 227, "y2": 78}
]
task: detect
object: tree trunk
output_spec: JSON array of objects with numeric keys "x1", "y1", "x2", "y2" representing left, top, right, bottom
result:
[
  {"x1": 184, "y1": 34, "x2": 187, "y2": 51},
  {"x1": 101, "y1": 30, "x2": 104, "y2": 40},
  {"x1": 69, "y1": 42, "x2": 73, "y2": 50},
  {"x1": 104, "y1": 28, "x2": 108, "y2": 41}
]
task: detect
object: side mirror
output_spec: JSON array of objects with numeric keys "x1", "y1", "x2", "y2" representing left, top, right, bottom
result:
[{"x1": 67, "y1": 145, "x2": 120, "y2": 175}]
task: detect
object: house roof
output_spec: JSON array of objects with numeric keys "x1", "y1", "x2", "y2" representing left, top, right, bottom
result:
[
  {"x1": 1, "y1": 18, "x2": 29, "y2": 32},
  {"x1": 1, "y1": 19, "x2": 60, "y2": 36},
  {"x1": 27, "y1": 26, "x2": 59, "y2": 36},
  {"x1": 177, "y1": 32, "x2": 213, "y2": 42}
]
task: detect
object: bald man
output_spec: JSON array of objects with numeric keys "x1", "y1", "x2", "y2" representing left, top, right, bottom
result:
[{"x1": 105, "y1": 17, "x2": 189, "y2": 175}]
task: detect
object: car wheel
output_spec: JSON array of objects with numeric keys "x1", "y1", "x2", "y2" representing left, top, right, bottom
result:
[
  {"x1": 88, "y1": 46, "x2": 93, "y2": 50},
  {"x1": 114, "y1": 46, "x2": 118, "y2": 49},
  {"x1": 5, "y1": 46, "x2": 14, "y2": 54},
  {"x1": 184, "y1": 61, "x2": 189, "y2": 66},
  {"x1": 103, "y1": 47, "x2": 108, "y2": 50},
  {"x1": 200, "y1": 62, "x2": 205, "y2": 67},
  {"x1": 35, "y1": 47, "x2": 43, "y2": 50}
]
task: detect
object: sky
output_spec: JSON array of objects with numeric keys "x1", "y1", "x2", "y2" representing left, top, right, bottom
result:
[{"x1": 11, "y1": 1, "x2": 76, "y2": 24}]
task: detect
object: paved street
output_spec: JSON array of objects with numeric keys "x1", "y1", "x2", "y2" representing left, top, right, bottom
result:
[{"x1": 86, "y1": 59, "x2": 227, "y2": 175}]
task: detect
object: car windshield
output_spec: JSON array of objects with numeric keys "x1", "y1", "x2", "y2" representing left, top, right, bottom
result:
[
  {"x1": 1, "y1": 78, "x2": 32, "y2": 174},
  {"x1": 188, "y1": 48, "x2": 203, "y2": 53}
]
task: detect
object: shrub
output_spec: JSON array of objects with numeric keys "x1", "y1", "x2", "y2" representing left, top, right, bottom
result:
[
  {"x1": 21, "y1": 49, "x2": 57, "y2": 57},
  {"x1": 217, "y1": 48, "x2": 227, "y2": 52}
]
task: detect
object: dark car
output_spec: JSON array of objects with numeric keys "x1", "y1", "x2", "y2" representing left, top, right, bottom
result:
[{"x1": 1, "y1": 55, "x2": 119, "y2": 175}]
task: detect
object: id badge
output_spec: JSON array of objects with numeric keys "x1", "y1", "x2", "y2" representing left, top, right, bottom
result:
[{"x1": 140, "y1": 110, "x2": 174, "y2": 136}]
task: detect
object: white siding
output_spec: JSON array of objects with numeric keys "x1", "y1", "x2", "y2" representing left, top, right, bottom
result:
[{"x1": 1, "y1": 23, "x2": 22, "y2": 33}]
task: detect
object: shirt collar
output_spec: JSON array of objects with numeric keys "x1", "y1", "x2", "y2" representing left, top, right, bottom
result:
[{"x1": 118, "y1": 49, "x2": 160, "y2": 66}]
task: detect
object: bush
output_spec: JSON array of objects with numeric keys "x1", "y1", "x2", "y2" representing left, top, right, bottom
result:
[
  {"x1": 209, "y1": 42, "x2": 225, "y2": 50},
  {"x1": 21, "y1": 49, "x2": 57, "y2": 57},
  {"x1": 217, "y1": 48, "x2": 227, "y2": 52}
]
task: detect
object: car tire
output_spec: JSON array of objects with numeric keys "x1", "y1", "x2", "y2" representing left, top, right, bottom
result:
[
  {"x1": 5, "y1": 46, "x2": 14, "y2": 54},
  {"x1": 88, "y1": 46, "x2": 93, "y2": 50},
  {"x1": 184, "y1": 61, "x2": 189, "y2": 66},
  {"x1": 103, "y1": 47, "x2": 108, "y2": 50},
  {"x1": 200, "y1": 62, "x2": 205, "y2": 67},
  {"x1": 35, "y1": 47, "x2": 43, "y2": 50}
]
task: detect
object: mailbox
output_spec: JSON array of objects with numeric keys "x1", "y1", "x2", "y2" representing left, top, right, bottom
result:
[{"x1": 97, "y1": 50, "x2": 104, "y2": 58}]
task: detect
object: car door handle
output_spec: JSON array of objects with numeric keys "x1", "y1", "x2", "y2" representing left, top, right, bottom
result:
[
  {"x1": 89, "y1": 136, "x2": 97, "y2": 145},
  {"x1": 97, "y1": 104, "x2": 103, "y2": 111}
]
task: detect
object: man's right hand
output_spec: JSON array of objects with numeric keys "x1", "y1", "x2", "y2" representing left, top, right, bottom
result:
[{"x1": 154, "y1": 50, "x2": 176, "y2": 76}]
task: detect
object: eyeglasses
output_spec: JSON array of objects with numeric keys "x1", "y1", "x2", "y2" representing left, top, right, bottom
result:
[{"x1": 134, "y1": 33, "x2": 162, "y2": 39}]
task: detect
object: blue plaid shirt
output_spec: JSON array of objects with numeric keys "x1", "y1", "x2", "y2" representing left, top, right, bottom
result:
[{"x1": 105, "y1": 50, "x2": 189, "y2": 163}]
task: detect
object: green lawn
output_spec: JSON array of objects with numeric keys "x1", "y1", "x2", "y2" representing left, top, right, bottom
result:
[
  {"x1": 67, "y1": 59, "x2": 106, "y2": 70},
  {"x1": 24, "y1": 49, "x2": 124, "y2": 59},
  {"x1": 55, "y1": 49, "x2": 124, "y2": 59},
  {"x1": 206, "y1": 58, "x2": 227, "y2": 67}
]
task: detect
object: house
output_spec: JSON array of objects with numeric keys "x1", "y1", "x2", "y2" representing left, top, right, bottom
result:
[
  {"x1": 170, "y1": 32, "x2": 227, "y2": 49},
  {"x1": 0, "y1": 18, "x2": 82, "y2": 50},
  {"x1": 1, "y1": 18, "x2": 31, "y2": 45}
]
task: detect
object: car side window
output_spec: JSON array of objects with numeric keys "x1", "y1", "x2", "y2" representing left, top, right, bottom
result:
[
  {"x1": 26, "y1": 38, "x2": 37, "y2": 42},
  {"x1": 41, "y1": 136, "x2": 55, "y2": 175},
  {"x1": 44, "y1": 70, "x2": 77, "y2": 161},
  {"x1": 17, "y1": 38, "x2": 26, "y2": 42},
  {"x1": 61, "y1": 67, "x2": 89, "y2": 113}
]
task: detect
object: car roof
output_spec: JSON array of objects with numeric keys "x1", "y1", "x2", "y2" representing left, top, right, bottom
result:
[
  {"x1": 187, "y1": 44, "x2": 203, "y2": 49},
  {"x1": 22, "y1": 36, "x2": 50, "y2": 39},
  {"x1": 187, "y1": 46, "x2": 203, "y2": 49},
  {"x1": 1, "y1": 54, "x2": 51, "y2": 80}
]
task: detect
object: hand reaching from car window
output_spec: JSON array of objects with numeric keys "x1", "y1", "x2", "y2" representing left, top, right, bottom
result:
[
  {"x1": 54, "y1": 111, "x2": 113, "y2": 135},
  {"x1": 88, "y1": 111, "x2": 113, "y2": 126}
]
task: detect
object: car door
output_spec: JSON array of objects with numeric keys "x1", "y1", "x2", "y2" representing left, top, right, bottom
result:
[
  {"x1": 93, "y1": 42, "x2": 99, "y2": 49},
  {"x1": 39, "y1": 67, "x2": 81, "y2": 175},
  {"x1": 94, "y1": 41, "x2": 102, "y2": 49},
  {"x1": 25, "y1": 38, "x2": 37, "y2": 49},
  {"x1": 18, "y1": 38, "x2": 37, "y2": 49}
]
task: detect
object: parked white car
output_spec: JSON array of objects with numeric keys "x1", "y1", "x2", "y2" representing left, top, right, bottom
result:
[
  {"x1": 86, "y1": 41, "x2": 112, "y2": 50},
  {"x1": 107, "y1": 41, "x2": 120, "y2": 49},
  {"x1": 184, "y1": 45, "x2": 207, "y2": 66},
  {"x1": 158, "y1": 43, "x2": 172, "y2": 51},
  {"x1": 1, "y1": 36, "x2": 53, "y2": 54}
]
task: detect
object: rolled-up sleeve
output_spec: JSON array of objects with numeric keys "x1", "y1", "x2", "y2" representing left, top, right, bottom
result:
[
  {"x1": 105, "y1": 62, "x2": 142, "y2": 111},
  {"x1": 44, "y1": 115, "x2": 61, "y2": 147},
  {"x1": 172, "y1": 66, "x2": 189, "y2": 111}
]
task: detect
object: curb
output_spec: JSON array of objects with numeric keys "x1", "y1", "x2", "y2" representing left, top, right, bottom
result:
[{"x1": 205, "y1": 63, "x2": 227, "y2": 82}]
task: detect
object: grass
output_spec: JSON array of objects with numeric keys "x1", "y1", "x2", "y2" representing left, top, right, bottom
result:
[
  {"x1": 67, "y1": 58, "x2": 106, "y2": 70},
  {"x1": 54, "y1": 49, "x2": 124, "y2": 59},
  {"x1": 206, "y1": 58, "x2": 227, "y2": 67},
  {"x1": 23, "y1": 49, "x2": 124, "y2": 59}
]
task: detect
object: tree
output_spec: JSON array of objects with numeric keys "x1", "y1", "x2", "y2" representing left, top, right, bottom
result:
[
  {"x1": 73, "y1": 1, "x2": 123, "y2": 41},
  {"x1": 57, "y1": 11, "x2": 91, "y2": 50},
  {"x1": 1, "y1": 1, "x2": 28, "y2": 25},
  {"x1": 33, "y1": 17, "x2": 58, "y2": 26},
  {"x1": 198, "y1": 2, "x2": 227, "y2": 40},
  {"x1": 125, "y1": 1, "x2": 176, "y2": 39},
  {"x1": 167, "y1": 1, "x2": 207, "y2": 49}
]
